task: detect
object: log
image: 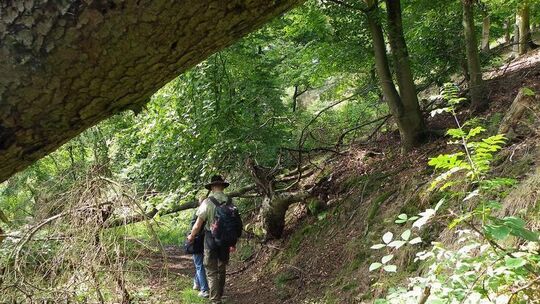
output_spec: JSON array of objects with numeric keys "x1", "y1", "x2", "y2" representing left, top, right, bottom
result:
[{"x1": 498, "y1": 88, "x2": 537, "y2": 135}]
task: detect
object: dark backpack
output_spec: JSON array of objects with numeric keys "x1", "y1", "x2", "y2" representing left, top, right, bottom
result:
[{"x1": 207, "y1": 196, "x2": 243, "y2": 248}]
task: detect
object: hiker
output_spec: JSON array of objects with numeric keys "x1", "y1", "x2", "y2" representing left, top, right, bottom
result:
[
  {"x1": 189, "y1": 197, "x2": 209, "y2": 298},
  {"x1": 187, "y1": 175, "x2": 242, "y2": 304}
]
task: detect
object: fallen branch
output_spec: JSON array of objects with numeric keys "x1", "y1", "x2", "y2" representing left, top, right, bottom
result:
[{"x1": 335, "y1": 114, "x2": 392, "y2": 147}]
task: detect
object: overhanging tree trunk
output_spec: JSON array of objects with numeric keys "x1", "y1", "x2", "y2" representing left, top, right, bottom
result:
[
  {"x1": 462, "y1": 0, "x2": 487, "y2": 110},
  {"x1": 384, "y1": 0, "x2": 426, "y2": 152},
  {"x1": 0, "y1": 0, "x2": 303, "y2": 184}
]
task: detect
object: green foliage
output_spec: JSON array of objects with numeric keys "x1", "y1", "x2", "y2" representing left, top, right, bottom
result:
[{"x1": 370, "y1": 83, "x2": 540, "y2": 302}]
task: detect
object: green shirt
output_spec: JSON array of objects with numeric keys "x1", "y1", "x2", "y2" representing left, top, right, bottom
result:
[{"x1": 196, "y1": 191, "x2": 229, "y2": 231}]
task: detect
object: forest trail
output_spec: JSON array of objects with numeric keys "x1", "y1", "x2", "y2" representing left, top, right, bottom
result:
[{"x1": 146, "y1": 246, "x2": 282, "y2": 303}]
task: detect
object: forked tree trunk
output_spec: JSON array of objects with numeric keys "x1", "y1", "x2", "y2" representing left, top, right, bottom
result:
[
  {"x1": 481, "y1": 13, "x2": 490, "y2": 51},
  {"x1": 364, "y1": 1, "x2": 424, "y2": 153},
  {"x1": 0, "y1": 0, "x2": 303, "y2": 184},
  {"x1": 384, "y1": 0, "x2": 426, "y2": 152},
  {"x1": 462, "y1": 0, "x2": 486, "y2": 110}
]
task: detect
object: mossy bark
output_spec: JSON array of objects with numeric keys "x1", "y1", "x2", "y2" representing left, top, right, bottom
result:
[{"x1": 0, "y1": 0, "x2": 303, "y2": 183}]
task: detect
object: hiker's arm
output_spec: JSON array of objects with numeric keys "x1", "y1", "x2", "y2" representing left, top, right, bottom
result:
[{"x1": 187, "y1": 217, "x2": 204, "y2": 243}]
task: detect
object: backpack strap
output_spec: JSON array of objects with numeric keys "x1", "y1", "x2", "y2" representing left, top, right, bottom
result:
[{"x1": 208, "y1": 196, "x2": 221, "y2": 207}]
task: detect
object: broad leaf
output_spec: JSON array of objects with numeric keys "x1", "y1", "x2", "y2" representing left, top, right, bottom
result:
[
  {"x1": 382, "y1": 232, "x2": 393, "y2": 244},
  {"x1": 382, "y1": 254, "x2": 394, "y2": 264},
  {"x1": 369, "y1": 262, "x2": 383, "y2": 271},
  {"x1": 383, "y1": 265, "x2": 397, "y2": 272}
]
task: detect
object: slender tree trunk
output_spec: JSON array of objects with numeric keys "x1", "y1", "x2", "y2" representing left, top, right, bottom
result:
[
  {"x1": 505, "y1": 18, "x2": 511, "y2": 43},
  {"x1": 481, "y1": 13, "x2": 490, "y2": 51},
  {"x1": 517, "y1": 1, "x2": 531, "y2": 55},
  {"x1": 384, "y1": 0, "x2": 426, "y2": 151},
  {"x1": 462, "y1": 0, "x2": 486, "y2": 110},
  {"x1": 513, "y1": 21, "x2": 521, "y2": 55}
]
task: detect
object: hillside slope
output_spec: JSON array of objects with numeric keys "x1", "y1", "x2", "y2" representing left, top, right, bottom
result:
[{"x1": 224, "y1": 49, "x2": 540, "y2": 304}]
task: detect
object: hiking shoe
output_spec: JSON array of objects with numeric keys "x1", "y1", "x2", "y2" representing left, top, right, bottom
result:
[{"x1": 198, "y1": 290, "x2": 209, "y2": 298}]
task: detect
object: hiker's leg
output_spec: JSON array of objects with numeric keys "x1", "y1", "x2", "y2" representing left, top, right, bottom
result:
[
  {"x1": 217, "y1": 247, "x2": 230, "y2": 298},
  {"x1": 192, "y1": 254, "x2": 200, "y2": 289},
  {"x1": 217, "y1": 259, "x2": 227, "y2": 298},
  {"x1": 204, "y1": 249, "x2": 220, "y2": 303},
  {"x1": 194, "y1": 253, "x2": 208, "y2": 292}
]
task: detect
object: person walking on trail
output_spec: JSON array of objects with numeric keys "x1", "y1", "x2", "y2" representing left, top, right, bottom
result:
[
  {"x1": 187, "y1": 175, "x2": 243, "y2": 304},
  {"x1": 189, "y1": 198, "x2": 209, "y2": 298}
]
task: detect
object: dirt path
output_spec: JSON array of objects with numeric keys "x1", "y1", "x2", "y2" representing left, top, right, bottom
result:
[{"x1": 146, "y1": 245, "x2": 282, "y2": 304}]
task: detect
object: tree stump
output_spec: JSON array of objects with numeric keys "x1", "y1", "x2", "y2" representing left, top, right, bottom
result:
[{"x1": 498, "y1": 87, "x2": 537, "y2": 135}]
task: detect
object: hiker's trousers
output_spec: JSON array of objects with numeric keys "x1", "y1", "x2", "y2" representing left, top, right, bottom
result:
[
  {"x1": 193, "y1": 253, "x2": 209, "y2": 292},
  {"x1": 204, "y1": 247, "x2": 230, "y2": 304}
]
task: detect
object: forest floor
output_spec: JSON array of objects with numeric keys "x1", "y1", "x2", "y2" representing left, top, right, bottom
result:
[{"x1": 140, "y1": 47, "x2": 540, "y2": 304}]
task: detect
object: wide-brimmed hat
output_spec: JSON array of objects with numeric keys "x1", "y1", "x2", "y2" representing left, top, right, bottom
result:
[{"x1": 205, "y1": 175, "x2": 230, "y2": 190}]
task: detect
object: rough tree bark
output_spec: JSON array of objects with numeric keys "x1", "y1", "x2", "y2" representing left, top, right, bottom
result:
[
  {"x1": 461, "y1": 0, "x2": 486, "y2": 110},
  {"x1": 498, "y1": 88, "x2": 537, "y2": 135},
  {"x1": 384, "y1": 0, "x2": 426, "y2": 152},
  {"x1": 0, "y1": 0, "x2": 303, "y2": 183}
]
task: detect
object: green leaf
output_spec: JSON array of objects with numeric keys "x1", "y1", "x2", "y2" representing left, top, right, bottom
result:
[
  {"x1": 369, "y1": 262, "x2": 383, "y2": 271},
  {"x1": 388, "y1": 240, "x2": 406, "y2": 249},
  {"x1": 382, "y1": 254, "x2": 394, "y2": 264},
  {"x1": 510, "y1": 227, "x2": 539, "y2": 242},
  {"x1": 522, "y1": 87, "x2": 535, "y2": 96},
  {"x1": 409, "y1": 237, "x2": 422, "y2": 245},
  {"x1": 395, "y1": 214, "x2": 408, "y2": 224},
  {"x1": 502, "y1": 217, "x2": 526, "y2": 229},
  {"x1": 401, "y1": 229, "x2": 411, "y2": 241},
  {"x1": 505, "y1": 257, "x2": 527, "y2": 269},
  {"x1": 466, "y1": 126, "x2": 486, "y2": 139},
  {"x1": 447, "y1": 128, "x2": 466, "y2": 138},
  {"x1": 371, "y1": 244, "x2": 386, "y2": 250},
  {"x1": 382, "y1": 232, "x2": 393, "y2": 244},
  {"x1": 397, "y1": 214, "x2": 408, "y2": 220},
  {"x1": 383, "y1": 265, "x2": 397, "y2": 272},
  {"x1": 484, "y1": 224, "x2": 510, "y2": 240}
]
